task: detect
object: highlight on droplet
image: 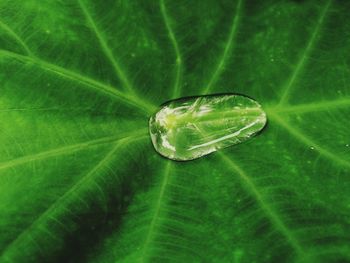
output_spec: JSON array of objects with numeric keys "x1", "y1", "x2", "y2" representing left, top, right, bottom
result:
[{"x1": 149, "y1": 94, "x2": 267, "y2": 161}]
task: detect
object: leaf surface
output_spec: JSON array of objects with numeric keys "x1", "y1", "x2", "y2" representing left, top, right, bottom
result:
[{"x1": 0, "y1": 0, "x2": 350, "y2": 262}]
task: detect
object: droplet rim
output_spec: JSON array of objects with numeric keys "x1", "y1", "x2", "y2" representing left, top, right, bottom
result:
[{"x1": 148, "y1": 93, "x2": 268, "y2": 162}]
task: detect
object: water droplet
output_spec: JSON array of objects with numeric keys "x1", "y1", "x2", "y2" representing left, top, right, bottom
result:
[
  {"x1": 310, "y1": 146, "x2": 315, "y2": 150},
  {"x1": 149, "y1": 94, "x2": 267, "y2": 161}
]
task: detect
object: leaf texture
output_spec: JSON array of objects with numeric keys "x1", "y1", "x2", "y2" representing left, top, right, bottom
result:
[{"x1": 0, "y1": 0, "x2": 350, "y2": 262}]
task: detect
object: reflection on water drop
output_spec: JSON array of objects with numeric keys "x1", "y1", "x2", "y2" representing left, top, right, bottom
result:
[{"x1": 149, "y1": 94, "x2": 267, "y2": 161}]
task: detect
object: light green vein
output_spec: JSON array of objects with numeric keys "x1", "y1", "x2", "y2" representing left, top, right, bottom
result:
[
  {"x1": 269, "y1": 112, "x2": 350, "y2": 169},
  {"x1": 77, "y1": 0, "x2": 135, "y2": 94},
  {"x1": 0, "y1": 107, "x2": 93, "y2": 112},
  {"x1": 202, "y1": 0, "x2": 243, "y2": 95},
  {"x1": 160, "y1": 0, "x2": 182, "y2": 99},
  {"x1": 278, "y1": 0, "x2": 332, "y2": 106},
  {"x1": 139, "y1": 162, "x2": 172, "y2": 263},
  {"x1": 0, "y1": 134, "x2": 147, "y2": 262},
  {"x1": 266, "y1": 98, "x2": 350, "y2": 115},
  {"x1": 0, "y1": 128, "x2": 148, "y2": 172},
  {"x1": 218, "y1": 152, "x2": 307, "y2": 259},
  {"x1": 0, "y1": 49, "x2": 156, "y2": 114},
  {"x1": 0, "y1": 20, "x2": 33, "y2": 57}
]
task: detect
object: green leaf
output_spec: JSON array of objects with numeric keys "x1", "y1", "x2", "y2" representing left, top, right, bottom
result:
[{"x1": 0, "y1": 0, "x2": 349, "y2": 262}]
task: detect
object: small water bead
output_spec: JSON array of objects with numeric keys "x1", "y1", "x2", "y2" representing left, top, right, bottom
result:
[{"x1": 149, "y1": 94, "x2": 267, "y2": 161}]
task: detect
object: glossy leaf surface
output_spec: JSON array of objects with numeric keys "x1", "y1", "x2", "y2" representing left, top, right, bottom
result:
[{"x1": 0, "y1": 0, "x2": 350, "y2": 262}]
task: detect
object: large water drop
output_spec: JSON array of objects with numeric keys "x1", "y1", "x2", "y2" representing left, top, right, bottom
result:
[{"x1": 149, "y1": 94, "x2": 267, "y2": 161}]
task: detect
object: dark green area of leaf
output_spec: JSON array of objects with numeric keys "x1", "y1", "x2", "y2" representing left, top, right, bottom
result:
[{"x1": 0, "y1": 0, "x2": 350, "y2": 262}]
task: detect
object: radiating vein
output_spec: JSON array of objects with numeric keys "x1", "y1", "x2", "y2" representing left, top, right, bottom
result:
[
  {"x1": 202, "y1": 0, "x2": 243, "y2": 94},
  {"x1": 0, "y1": 134, "x2": 147, "y2": 262},
  {"x1": 77, "y1": 0, "x2": 135, "y2": 94},
  {"x1": 160, "y1": 0, "x2": 182, "y2": 99},
  {"x1": 0, "y1": 49, "x2": 156, "y2": 114},
  {"x1": 0, "y1": 20, "x2": 33, "y2": 57},
  {"x1": 269, "y1": 112, "x2": 350, "y2": 169},
  {"x1": 139, "y1": 162, "x2": 172, "y2": 262},
  {"x1": 266, "y1": 98, "x2": 350, "y2": 115},
  {"x1": 0, "y1": 128, "x2": 148, "y2": 172},
  {"x1": 218, "y1": 153, "x2": 307, "y2": 258},
  {"x1": 278, "y1": 0, "x2": 332, "y2": 105},
  {"x1": 0, "y1": 107, "x2": 93, "y2": 112}
]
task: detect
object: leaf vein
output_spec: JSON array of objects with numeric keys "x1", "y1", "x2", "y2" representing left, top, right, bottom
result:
[
  {"x1": 0, "y1": 49, "x2": 156, "y2": 114},
  {"x1": 269, "y1": 112, "x2": 350, "y2": 169},
  {"x1": 278, "y1": 0, "x2": 332, "y2": 105},
  {"x1": 218, "y1": 153, "x2": 307, "y2": 258},
  {"x1": 0, "y1": 20, "x2": 33, "y2": 57},
  {"x1": 77, "y1": 0, "x2": 135, "y2": 94},
  {"x1": 202, "y1": 0, "x2": 243, "y2": 94},
  {"x1": 267, "y1": 98, "x2": 350, "y2": 115},
  {"x1": 0, "y1": 129, "x2": 148, "y2": 172},
  {"x1": 139, "y1": 162, "x2": 172, "y2": 262},
  {"x1": 160, "y1": 0, "x2": 182, "y2": 98},
  {"x1": 0, "y1": 133, "x2": 147, "y2": 262}
]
